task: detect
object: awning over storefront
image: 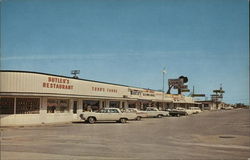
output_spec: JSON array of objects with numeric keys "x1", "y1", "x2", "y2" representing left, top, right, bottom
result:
[
  {"x1": 173, "y1": 101, "x2": 187, "y2": 104},
  {"x1": 152, "y1": 99, "x2": 172, "y2": 103},
  {"x1": 138, "y1": 99, "x2": 152, "y2": 102},
  {"x1": 194, "y1": 102, "x2": 202, "y2": 105},
  {"x1": 173, "y1": 101, "x2": 195, "y2": 104},
  {"x1": 0, "y1": 92, "x2": 138, "y2": 101}
]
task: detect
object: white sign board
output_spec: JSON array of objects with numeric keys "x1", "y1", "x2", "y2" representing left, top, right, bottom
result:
[{"x1": 168, "y1": 79, "x2": 183, "y2": 87}]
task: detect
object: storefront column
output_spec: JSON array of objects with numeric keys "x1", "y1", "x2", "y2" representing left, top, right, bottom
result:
[
  {"x1": 40, "y1": 97, "x2": 47, "y2": 114},
  {"x1": 105, "y1": 101, "x2": 109, "y2": 108},
  {"x1": 69, "y1": 99, "x2": 74, "y2": 113},
  {"x1": 40, "y1": 97, "x2": 47, "y2": 123},
  {"x1": 119, "y1": 101, "x2": 123, "y2": 109},
  {"x1": 78, "y1": 99, "x2": 82, "y2": 113},
  {"x1": 14, "y1": 97, "x2": 16, "y2": 114},
  {"x1": 124, "y1": 101, "x2": 128, "y2": 109},
  {"x1": 99, "y1": 100, "x2": 103, "y2": 109}
]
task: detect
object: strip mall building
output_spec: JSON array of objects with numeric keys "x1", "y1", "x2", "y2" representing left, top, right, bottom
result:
[{"x1": 0, "y1": 71, "x2": 196, "y2": 126}]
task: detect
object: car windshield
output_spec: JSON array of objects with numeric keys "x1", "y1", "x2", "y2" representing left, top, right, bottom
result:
[
  {"x1": 99, "y1": 109, "x2": 108, "y2": 113},
  {"x1": 109, "y1": 109, "x2": 119, "y2": 113},
  {"x1": 176, "y1": 108, "x2": 184, "y2": 110},
  {"x1": 127, "y1": 109, "x2": 136, "y2": 113}
]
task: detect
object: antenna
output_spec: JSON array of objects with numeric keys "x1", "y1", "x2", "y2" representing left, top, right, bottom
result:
[{"x1": 71, "y1": 70, "x2": 80, "y2": 79}]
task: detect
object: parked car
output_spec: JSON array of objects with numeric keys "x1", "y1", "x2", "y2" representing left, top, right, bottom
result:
[
  {"x1": 186, "y1": 107, "x2": 202, "y2": 114},
  {"x1": 221, "y1": 106, "x2": 234, "y2": 110},
  {"x1": 143, "y1": 107, "x2": 169, "y2": 118},
  {"x1": 79, "y1": 108, "x2": 136, "y2": 124},
  {"x1": 165, "y1": 108, "x2": 173, "y2": 112},
  {"x1": 124, "y1": 108, "x2": 148, "y2": 120},
  {"x1": 169, "y1": 107, "x2": 188, "y2": 117}
]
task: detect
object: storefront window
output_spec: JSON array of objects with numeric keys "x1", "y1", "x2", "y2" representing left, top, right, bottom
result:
[
  {"x1": 142, "y1": 103, "x2": 149, "y2": 110},
  {"x1": 47, "y1": 99, "x2": 69, "y2": 113},
  {"x1": 128, "y1": 101, "x2": 136, "y2": 108},
  {"x1": 0, "y1": 97, "x2": 14, "y2": 114},
  {"x1": 58, "y1": 99, "x2": 69, "y2": 113},
  {"x1": 109, "y1": 101, "x2": 120, "y2": 108},
  {"x1": 47, "y1": 99, "x2": 57, "y2": 113},
  {"x1": 16, "y1": 98, "x2": 40, "y2": 114},
  {"x1": 82, "y1": 100, "x2": 100, "y2": 112}
]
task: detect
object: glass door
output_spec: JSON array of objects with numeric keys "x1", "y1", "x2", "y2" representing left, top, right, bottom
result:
[{"x1": 73, "y1": 101, "x2": 77, "y2": 114}]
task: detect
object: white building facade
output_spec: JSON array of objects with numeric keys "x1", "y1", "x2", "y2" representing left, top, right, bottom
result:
[{"x1": 0, "y1": 71, "x2": 196, "y2": 126}]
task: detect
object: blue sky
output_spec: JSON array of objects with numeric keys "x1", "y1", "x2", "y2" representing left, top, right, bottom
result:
[{"x1": 1, "y1": 0, "x2": 249, "y2": 104}]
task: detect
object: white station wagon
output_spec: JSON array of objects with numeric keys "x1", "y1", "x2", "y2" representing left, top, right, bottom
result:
[
  {"x1": 186, "y1": 107, "x2": 202, "y2": 114},
  {"x1": 79, "y1": 108, "x2": 137, "y2": 124},
  {"x1": 124, "y1": 108, "x2": 148, "y2": 120},
  {"x1": 143, "y1": 107, "x2": 169, "y2": 118}
]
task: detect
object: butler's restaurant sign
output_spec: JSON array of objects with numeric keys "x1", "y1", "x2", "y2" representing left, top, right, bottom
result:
[{"x1": 42, "y1": 77, "x2": 74, "y2": 90}]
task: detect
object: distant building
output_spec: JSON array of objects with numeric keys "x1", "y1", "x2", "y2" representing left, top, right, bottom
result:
[{"x1": 195, "y1": 100, "x2": 230, "y2": 110}]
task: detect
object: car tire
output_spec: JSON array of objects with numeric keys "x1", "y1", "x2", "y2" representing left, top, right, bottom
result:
[
  {"x1": 136, "y1": 116, "x2": 141, "y2": 121},
  {"x1": 120, "y1": 118, "x2": 127, "y2": 123},
  {"x1": 88, "y1": 117, "x2": 96, "y2": 124},
  {"x1": 157, "y1": 114, "x2": 162, "y2": 118}
]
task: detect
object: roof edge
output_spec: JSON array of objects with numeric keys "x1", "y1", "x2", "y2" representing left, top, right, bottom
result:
[{"x1": 0, "y1": 70, "x2": 161, "y2": 92}]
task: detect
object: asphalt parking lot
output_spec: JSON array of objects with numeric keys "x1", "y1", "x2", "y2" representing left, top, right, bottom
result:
[{"x1": 1, "y1": 109, "x2": 250, "y2": 160}]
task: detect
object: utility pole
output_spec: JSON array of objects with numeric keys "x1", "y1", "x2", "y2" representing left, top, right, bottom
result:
[{"x1": 162, "y1": 67, "x2": 167, "y2": 109}]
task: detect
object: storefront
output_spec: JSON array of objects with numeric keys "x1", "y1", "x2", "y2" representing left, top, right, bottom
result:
[
  {"x1": 127, "y1": 100, "x2": 138, "y2": 108},
  {"x1": 0, "y1": 71, "x2": 196, "y2": 126}
]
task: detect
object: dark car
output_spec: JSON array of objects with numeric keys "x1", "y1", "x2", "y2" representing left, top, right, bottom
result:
[{"x1": 169, "y1": 108, "x2": 188, "y2": 117}]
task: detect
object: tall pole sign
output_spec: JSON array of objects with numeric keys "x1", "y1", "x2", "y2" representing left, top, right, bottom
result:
[
  {"x1": 167, "y1": 76, "x2": 189, "y2": 94},
  {"x1": 211, "y1": 84, "x2": 225, "y2": 109}
]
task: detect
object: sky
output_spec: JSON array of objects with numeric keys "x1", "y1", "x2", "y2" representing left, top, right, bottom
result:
[{"x1": 0, "y1": 0, "x2": 249, "y2": 105}]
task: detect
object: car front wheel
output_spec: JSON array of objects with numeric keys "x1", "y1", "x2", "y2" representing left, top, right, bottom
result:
[
  {"x1": 136, "y1": 116, "x2": 141, "y2": 121},
  {"x1": 120, "y1": 118, "x2": 127, "y2": 123},
  {"x1": 88, "y1": 117, "x2": 96, "y2": 124},
  {"x1": 157, "y1": 114, "x2": 162, "y2": 118}
]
